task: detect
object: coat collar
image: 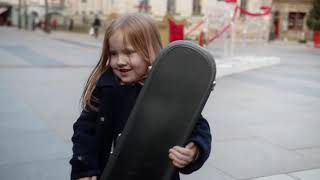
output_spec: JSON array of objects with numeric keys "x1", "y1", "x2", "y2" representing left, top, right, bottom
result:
[
  {"x1": 96, "y1": 69, "x2": 118, "y2": 87},
  {"x1": 96, "y1": 68, "x2": 144, "y2": 88}
]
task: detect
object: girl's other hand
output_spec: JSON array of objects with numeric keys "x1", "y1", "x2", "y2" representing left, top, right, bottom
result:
[
  {"x1": 77, "y1": 176, "x2": 97, "y2": 180},
  {"x1": 168, "y1": 142, "x2": 199, "y2": 168}
]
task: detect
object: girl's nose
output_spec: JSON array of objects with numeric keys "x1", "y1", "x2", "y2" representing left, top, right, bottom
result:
[{"x1": 117, "y1": 54, "x2": 128, "y2": 66}]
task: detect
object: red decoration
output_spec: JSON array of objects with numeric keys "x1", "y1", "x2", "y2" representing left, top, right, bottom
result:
[
  {"x1": 208, "y1": 5, "x2": 272, "y2": 44},
  {"x1": 169, "y1": 18, "x2": 184, "y2": 42},
  {"x1": 274, "y1": 17, "x2": 280, "y2": 39},
  {"x1": 199, "y1": 31, "x2": 204, "y2": 47},
  {"x1": 182, "y1": 1, "x2": 272, "y2": 45},
  {"x1": 237, "y1": 6, "x2": 271, "y2": 17},
  {"x1": 314, "y1": 32, "x2": 320, "y2": 48},
  {"x1": 208, "y1": 5, "x2": 238, "y2": 43},
  {"x1": 185, "y1": 20, "x2": 204, "y2": 37},
  {"x1": 225, "y1": 0, "x2": 237, "y2": 3},
  {"x1": 260, "y1": 6, "x2": 270, "y2": 10}
]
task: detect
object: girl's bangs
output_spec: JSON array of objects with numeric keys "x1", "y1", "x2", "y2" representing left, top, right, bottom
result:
[{"x1": 121, "y1": 26, "x2": 149, "y2": 62}]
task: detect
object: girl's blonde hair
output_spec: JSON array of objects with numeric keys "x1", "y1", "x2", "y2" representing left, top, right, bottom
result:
[{"x1": 81, "y1": 13, "x2": 163, "y2": 111}]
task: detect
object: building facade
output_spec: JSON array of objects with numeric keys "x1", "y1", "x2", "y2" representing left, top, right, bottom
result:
[
  {"x1": 0, "y1": 0, "x2": 65, "y2": 28},
  {"x1": 2, "y1": 0, "x2": 314, "y2": 42},
  {"x1": 227, "y1": 0, "x2": 313, "y2": 41},
  {"x1": 270, "y1": 0, "x2": 313, "y2": 41},
  {"x1": 65, "y1": 0, "x2": 209, "y2": 24}
]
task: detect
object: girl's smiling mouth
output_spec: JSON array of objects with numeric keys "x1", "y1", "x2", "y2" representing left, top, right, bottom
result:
[{"x1": 119, "y1": 69, "x2": 132, "y2": 73}]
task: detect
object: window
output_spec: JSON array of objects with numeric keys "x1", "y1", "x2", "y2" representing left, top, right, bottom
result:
[
  {"x1": 167, "y1": 0, "x2": 176, "y2": 15},
  {"x1": 193, "y1": 0, "x2": 201, "y2": 15},
  {"x1": 288, "y1": 12, "x2": 305, "y2": 30},
  {"x1": 138, "y1": 0, "x2": 150, "y2": 13}
]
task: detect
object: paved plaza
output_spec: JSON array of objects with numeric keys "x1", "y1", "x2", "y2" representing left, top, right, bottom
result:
[{"x1": 0, "y1": 27, "x2": 320, "y2": 180}]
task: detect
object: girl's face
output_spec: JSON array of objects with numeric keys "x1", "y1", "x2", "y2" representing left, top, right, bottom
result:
[{"x1": 109, "y1": 31, "x2": 149, "y2": 85}]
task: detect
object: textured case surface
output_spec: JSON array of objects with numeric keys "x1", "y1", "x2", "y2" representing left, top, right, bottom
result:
[{"x1": 100, "y1": 41, "x2": 216, "y2": 180}]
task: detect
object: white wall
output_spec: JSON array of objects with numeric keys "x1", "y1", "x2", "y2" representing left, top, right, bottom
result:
[
  {"x1": 176, "y1": 0, "x2": 192, "y2": 17},
  {"x1": 149, "y1": 0, "x2": 167, "y2": 17},
  {"x1": 64, "y1": 0, "x2": 219, "y2": 21}
]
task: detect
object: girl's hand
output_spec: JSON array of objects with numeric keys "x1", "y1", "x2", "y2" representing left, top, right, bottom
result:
[
  {"x1": 168, "y1": 142, "x2": 199, "y2": 168},
  {"x1": 77, "y1": 176, "x2": 97, "y2": 180}
]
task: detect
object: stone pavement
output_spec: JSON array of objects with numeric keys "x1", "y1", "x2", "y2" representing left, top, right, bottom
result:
[
  {"x1": 1, "y1": 27, "x2": 320, "y2": 180},
  {"x1": 44, "y1": 30, "x2": 281, "y2": 79}
]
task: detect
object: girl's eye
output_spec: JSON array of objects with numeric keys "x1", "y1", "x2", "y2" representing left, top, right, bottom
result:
[{"x1": 110, "y1": 51, "x2": 117, "y2": 56}]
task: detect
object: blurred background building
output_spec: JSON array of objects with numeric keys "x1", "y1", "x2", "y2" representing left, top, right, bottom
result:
[
  {"x1": 0, "y1": 0, "x2": 65, "y2": 29},
  {"x1": 0, "y1": 0, "x2": 315, "y2": 42},
  {"x1": 271, "y1": 0, "x2": 313, "y2": 41}
]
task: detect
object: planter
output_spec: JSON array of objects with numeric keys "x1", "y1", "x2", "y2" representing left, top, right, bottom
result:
[{"x1": 314, "y1": 31, "x2": 320, "y2": 48}]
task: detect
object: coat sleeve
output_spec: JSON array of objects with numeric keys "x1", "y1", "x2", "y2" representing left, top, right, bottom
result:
[
  {"x1": 69, "y1": 89, "x2": 100, "y2": 180},
  {"x1": 179, "y1": 114, "x2": 212, "y2": 174}
]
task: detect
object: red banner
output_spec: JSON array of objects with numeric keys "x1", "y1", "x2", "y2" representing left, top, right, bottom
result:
[
  {"x1": 169, "y1": 18, "x2": 184, "y2": 42},
  {"x1": 185, "y1": 20, "x2": 204, "y2": 37},
  {"x1": 208, "y1": 5, "x2": 238, "y2": 43},
  {"x1": 238, "y1": 6, "x2": 271, "y2": 17},
  {"x1": 225, "y1": 0, "x2": 237, "y2": 3}
]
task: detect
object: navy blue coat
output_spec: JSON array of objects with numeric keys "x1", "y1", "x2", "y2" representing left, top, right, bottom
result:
[{"x1": 70, "y1": 70, "x2": 212, "y2": 180}]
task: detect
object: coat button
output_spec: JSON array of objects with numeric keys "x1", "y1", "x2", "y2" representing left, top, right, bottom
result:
[
  {"x1": 77, "y1": 156, "x2": 83, "y2": 161},
  {"x1": 100, "y1": 117, "x2": 105, "y2": 122}
]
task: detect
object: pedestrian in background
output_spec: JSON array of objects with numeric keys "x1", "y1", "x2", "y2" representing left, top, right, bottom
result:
[
  {"x1": 92, "y1": 15, "x2": 101, "y2": 38},
  {"x1": 68, "y1": 18, "x2": 74, "y2": 31},
  {"x1": 69, "y1": 13, "x2": 212, "y2": 180}
]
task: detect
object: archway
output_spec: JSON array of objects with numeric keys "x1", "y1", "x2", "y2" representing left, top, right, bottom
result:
[{"x1": 0, "y1": 3, "x2": 12, "y2": 26}]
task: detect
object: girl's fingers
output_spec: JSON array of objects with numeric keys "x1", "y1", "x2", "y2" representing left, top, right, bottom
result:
[
  {"x1": 172, "y1": 159, "x2": 185, "y2": 168},
  {"x1": 77, "y1": 176, "x2": 96, "y2": 180},
  {"x1": 77, "y1": 177, "x2": 91, "y2": 180},
  {"x1": 185, "y1": 142, "x2": 195, "y2": 149},
  {"x1": 168, "y1": 143, "x2": 199, "y2": 168},
  {"x1": 170, "y1": 153, "x2": 187, "y2": 168},
  {"x1": 169, "y1": 151, "x2": 189, "y2": 165},
  {"x1": 172, "y1": 146, "x2": 192, "y2": 156},
  {"x1": 169, "y1": 148, "x2": 191, "y2": 162},
  {"x1": 169, "y1": 147, "x2": 195, "y2": 168}
]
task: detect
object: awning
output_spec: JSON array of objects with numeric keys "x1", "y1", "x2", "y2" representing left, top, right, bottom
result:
[{"x1": 0, "y1": 7, "x2": 8, "y2": 15}]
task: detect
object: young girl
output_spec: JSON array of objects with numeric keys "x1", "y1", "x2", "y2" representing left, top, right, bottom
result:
[{"x1": 70, "y1": 13, "x2": 212, "y2": 180}]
